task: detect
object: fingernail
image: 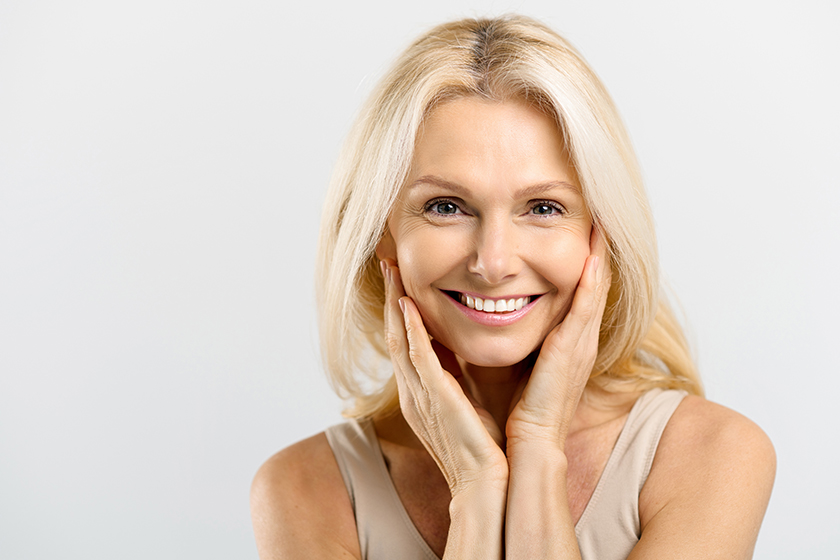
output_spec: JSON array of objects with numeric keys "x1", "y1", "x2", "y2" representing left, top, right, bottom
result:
[
  {"x1": 591, "y1": 256, "x2": 600, "y2": 281},
  {"x1": 398, "y1": 298, "x2": 406, "y2": 314},
  {"x1": 379, "y1": 260, "x2": 386, "y2": 279}
]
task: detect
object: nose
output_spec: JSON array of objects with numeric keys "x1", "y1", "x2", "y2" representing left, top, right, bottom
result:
[{"x1": 467, "y1": 218, "x2": 522, "y2": 284}]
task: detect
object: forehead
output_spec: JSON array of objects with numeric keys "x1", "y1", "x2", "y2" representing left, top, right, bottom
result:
[{"x1": 410, "y1": 96, "x2": 578, "y2": 194}]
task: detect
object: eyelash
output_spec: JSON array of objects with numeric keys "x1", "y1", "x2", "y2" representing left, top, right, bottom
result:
[
  {"x1": 424, "y1": 198, "x2": 464, "y2": 216},
  {"x1": 529, "y1": 200, "x2": 566, "y2": 216},
  {"x1": 423, "y1": 198, "x2": 566, "y2": 217}
]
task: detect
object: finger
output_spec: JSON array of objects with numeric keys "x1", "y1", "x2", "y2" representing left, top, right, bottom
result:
[
  {"x1": 383, "y1": 262, "x2": 422, "y2": 394},
  {"x1": 549, "y1": 254, "x2": 603, "y2": 340},
  {"x1": 588, "y1": 222, "x2": 607, "y2": 257},
  {"x1": 386, "y1": 266, "x2": 465, "y2": 431},
  {"x1": 400, "y1": 297, "x2": 446, "y2": 387},
  {"x1": 536, "y1": 236, "x2": 610, "y2": 367},
  {"x1": 380, "y1": 260, "x2": 390, "y2": 336},
  {"x1": 386, "y1": 264, "x2": 436, "y2": 376},
  {"x1": 383, "y1": 258, "x2": 406, "y2": 299},
  {"x1": 401, "y1": 297, "x2": 488, "y2": 415},
  {"x1": 561, "y1": 226, "x2": 612, "y2": 332},
  {"x1": 381, "y1": 258, "x2": 405, "y2": 334},
  {"x1": 589, "y1": 224, "x2": 612, "y2": 289},
  {"x1": 402, "y1": 297, "x2": 507, "y2": 454}
]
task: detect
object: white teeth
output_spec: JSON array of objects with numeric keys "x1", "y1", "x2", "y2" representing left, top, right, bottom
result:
[{"x1": 458, "y1": 294, "x2": 532, "y2": 314}]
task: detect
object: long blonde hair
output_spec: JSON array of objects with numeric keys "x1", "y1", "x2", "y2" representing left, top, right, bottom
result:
[{"x1": 317, "y1": 15, "x2": 702, "y2": 417}]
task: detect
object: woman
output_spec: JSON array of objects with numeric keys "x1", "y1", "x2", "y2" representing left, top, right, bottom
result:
[{"x1": 251, "y1": 15, "x2": 775, "y2": 559}]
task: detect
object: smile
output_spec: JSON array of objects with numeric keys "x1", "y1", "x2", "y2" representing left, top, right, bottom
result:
[
  {"x1": 442, "y1": 290, "x2": 542, "y2": 326},
  {"x1": 458, "y1": 293, "x2": 531, "y2": 313}
]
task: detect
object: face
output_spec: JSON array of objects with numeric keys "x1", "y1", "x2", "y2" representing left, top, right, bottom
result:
[{"x1": 378, "y1": 96, "x2": 592, "y2": 368}]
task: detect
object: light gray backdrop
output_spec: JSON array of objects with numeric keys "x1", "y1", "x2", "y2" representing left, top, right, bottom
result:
[{"x1": 1, "y1": 0, "x2": 837, "y2": 558}]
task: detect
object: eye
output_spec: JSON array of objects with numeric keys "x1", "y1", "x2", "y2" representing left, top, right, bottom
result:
[
  {"x1": 435, "y1": 201, "x2": 458, "y2": 214},
  {"x1": 425, "y1": 199, "x2": 462, "y2": 216},
  {"x1": 530, "y1": 200, "x2": 565, "y2": 216}
]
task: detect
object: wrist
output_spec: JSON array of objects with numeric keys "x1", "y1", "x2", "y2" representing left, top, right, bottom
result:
[
  {"x1": 506, "y1": 408, "x2": 571, "y2": 445},
  {"x1": 506, "y1": 437, "x2": 568, "y2": 473},
  {"x1": 450, "y1": 478, "x2": 507, "y2": 508},
  {"x1": 449, "y1": 465, "x2": 509, "y2": 502},
  {"x1": 448, "y1": 479, "x2": 507, "y2": 536}
]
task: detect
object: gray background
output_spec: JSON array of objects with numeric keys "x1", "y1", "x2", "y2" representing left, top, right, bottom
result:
[{"x1": 1, "y1": 0, "x2": 837, "y2": 558}]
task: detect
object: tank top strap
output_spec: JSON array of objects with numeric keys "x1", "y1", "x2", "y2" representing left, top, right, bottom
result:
[
  {"x1": 325, "y1": 419, "x2": 440, "y2": 560},
  {"x1": 574, "y1": 388, "x2": 687, "y2": 560}
]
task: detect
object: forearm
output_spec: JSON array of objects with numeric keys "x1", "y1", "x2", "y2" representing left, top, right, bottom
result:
[
  {"x1": 443, "y1": 481, "x2": 507, "y2": 560},
  {"x1": 505, "y1": 443, "x2": 580, "y2": 560}
]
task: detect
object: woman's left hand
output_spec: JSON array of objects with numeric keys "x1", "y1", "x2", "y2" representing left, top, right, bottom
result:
[{"x1": 505, "y1": 226, "x2": 612, "y2": 451}]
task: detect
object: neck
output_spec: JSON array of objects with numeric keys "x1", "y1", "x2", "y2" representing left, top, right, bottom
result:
[{"x1": 457, "y1": 357, "x2": 532, "y2": 434}]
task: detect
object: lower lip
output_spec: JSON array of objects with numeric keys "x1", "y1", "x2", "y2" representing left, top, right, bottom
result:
[{"x1": 446, "y1": 294, "x2": 538, "y2": 326}]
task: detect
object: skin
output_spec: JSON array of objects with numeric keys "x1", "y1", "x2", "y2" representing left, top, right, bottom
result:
[
  {"x1": 376, "y1": 97, "x2": 596, "y2": 441},
  {"x1": 250, "y1": 97, "x2": 776, "y2": 559}
]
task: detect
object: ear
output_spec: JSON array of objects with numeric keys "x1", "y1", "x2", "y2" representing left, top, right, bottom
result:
[{"x1": 375, "y1": 228, "x2": 397, "y2": 264}]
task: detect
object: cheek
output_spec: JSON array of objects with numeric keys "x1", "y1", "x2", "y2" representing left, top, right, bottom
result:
[
  {"x1": 541, "y1": 236, "x2": 591, "y2": 294},
  {"x1": 393, "y1": 230, "x2": 461, "y2": 298}
]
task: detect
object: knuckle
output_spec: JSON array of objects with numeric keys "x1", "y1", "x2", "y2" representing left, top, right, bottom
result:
[
  {"x1": 577, "y1": 306, "x2": 594, "y2": 324},
  {"x1": 407, "y1": 346, "x2": 424, "y2": 367},
  {"x1": 385, "y1": 333, "x2": 402, "y2": 356},
  {"x1": 398, "y1": 391, "x2": 413, "y2": 409}
]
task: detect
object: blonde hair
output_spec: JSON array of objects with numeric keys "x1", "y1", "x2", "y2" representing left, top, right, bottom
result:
[{"x1": 317, "y1": 15, "x2": 702, "y2": 417}]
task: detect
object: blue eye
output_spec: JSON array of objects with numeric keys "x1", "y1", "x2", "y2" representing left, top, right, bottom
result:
[
  {"x1": 531, "y1": 201, "x2": 564, "y2": 216},
  {"x1": 428, "y1": 200, "x2": 460, "y2": 215},
  {"x1": 436, "y1": 202, "x2": 458, "y2": 214}
]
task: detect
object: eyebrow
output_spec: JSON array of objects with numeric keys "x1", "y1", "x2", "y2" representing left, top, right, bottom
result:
[{"x1": 407, "y1": 175, "x2": 580, "y2": 198}]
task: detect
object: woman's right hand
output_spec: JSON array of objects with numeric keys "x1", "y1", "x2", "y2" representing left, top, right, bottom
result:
[{"x1": 381, "y1": 260, "x2": 509, "y2": 497}]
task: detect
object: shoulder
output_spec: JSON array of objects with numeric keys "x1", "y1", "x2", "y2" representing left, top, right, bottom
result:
[
  {"x1": 654, "y1": 395, "x2": 776, "y2": 480},
  {"x1": 654, "y1": 395, "x2": 775, "y2": 462},
  {"x1": 633, "y1": 395, "x2": 775, "y2": 559},
  {"x1": 250, "y1": 431, "x2": 361, "y2": 559}
]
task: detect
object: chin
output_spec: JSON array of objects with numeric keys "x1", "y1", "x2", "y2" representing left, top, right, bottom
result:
[
  {"x1": 447, "y1": 340, "x2": 538, "y2": 369},
  {"x1": 464, "y1": 356, "x2": 525, "y2": 368}
]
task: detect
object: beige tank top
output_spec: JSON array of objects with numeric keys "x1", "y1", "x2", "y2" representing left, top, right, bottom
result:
[{"x1": 325, "y1": 388, "x2": 686, "y2": 560}]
